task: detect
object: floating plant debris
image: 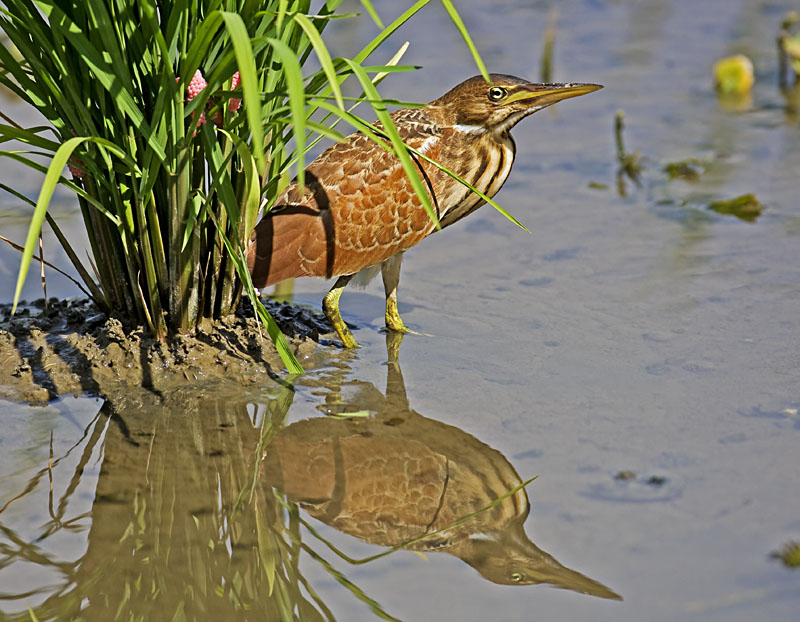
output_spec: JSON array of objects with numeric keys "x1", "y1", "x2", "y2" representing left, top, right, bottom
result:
[
  {"x1": 708, "y1": 193, "x2": 764, "y2": 222},
  {"x1": 664, "y1": 158, "x2": 704, "y2": 181},
  {"x1": 771, "y1": 541, "x2": 800, "y2": 569}
]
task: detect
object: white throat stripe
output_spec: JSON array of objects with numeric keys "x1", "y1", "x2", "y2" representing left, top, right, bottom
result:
[{"x1": 453, "y1": 123, "x2": 487, "y2": 135}]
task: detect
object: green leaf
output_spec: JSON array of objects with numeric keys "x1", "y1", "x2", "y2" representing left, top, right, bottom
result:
[
  {"x1": 219, "y1": 12, "x2": 266, "y2": 175},
  {"x1": 408, "y1": 144, "x2": 529, "y2": 232},
  {"x1": 439, "y1": 0, "x2": 490, "y2": 83},
  {"x1": 353, "y1": 0, "x2": 432, "y2": 64},
  {"x1": 359, "y1": 0, "x2": 385, "y2": 29},
  {"x1": 266, "y1": 36, "x2": 307, "y2": 189},
  {"x1": 12, "y1": 136, "x2": 86, "y2": 313},
  {"x1": 293, "y1": 13, "x2": 344, "y2": 110},
  {"x1": 38, "y1": 3, "x2": 167, "y2": 162},
  {"x1": 342, "y1": 59, "x2": 440, "y2": 229},
  {"x1": 0, "y1": 123, "x2": 61, "y2": 152}
]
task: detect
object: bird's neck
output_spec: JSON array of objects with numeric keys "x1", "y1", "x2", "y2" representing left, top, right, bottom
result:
[
  {"x1": 449, "y1": 122, "x2": 512, "y2": 143},
  {"x1": 433, "y1": 125, "x2": 517, "y2": 229}
]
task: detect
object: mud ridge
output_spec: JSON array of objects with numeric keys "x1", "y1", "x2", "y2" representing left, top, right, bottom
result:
[{"x1": 0, "y1": 297, "x2": 335, "y2": 404}]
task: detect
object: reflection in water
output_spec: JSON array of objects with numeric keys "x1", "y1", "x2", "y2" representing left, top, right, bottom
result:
[
  {"x1": 0, "y1": 337, "x2": 617, "y2": 621},
  {"x1": 0, "y1": 383, "x2": 316, "y2": 621},
  {"x1": 267, "y1": 334, "x2": 620, "y2": 599}
]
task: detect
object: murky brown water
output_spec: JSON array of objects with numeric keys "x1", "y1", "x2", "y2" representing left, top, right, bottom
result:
[{"x1": 2, "y1": 0, "x2": 800, "y2": 620}]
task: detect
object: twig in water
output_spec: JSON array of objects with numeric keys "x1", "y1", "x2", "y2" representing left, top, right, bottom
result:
[{"x1": 614, "y1": 110, "x2": 643, "y2": 197}]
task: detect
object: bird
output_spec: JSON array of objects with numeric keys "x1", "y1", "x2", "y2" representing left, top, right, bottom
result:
[
  {"x1": 247, "y1": 74, "x2": 602, "y2": 347},
  {"x1": 261, "y1": 336, "x2": 621, "y2": 598}
]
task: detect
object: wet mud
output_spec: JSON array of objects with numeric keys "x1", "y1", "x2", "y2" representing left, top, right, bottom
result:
[{"x1": 0, "y1": 297, "x2": 333, "y2": 404}]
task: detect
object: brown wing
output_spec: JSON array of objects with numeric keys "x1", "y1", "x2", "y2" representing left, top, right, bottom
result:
[{"x1": 247, "y1": 108, "x2": 444, "y2": 287}]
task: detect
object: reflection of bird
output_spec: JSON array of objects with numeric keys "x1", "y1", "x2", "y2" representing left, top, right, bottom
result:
[
  {"x1": 262, "y1": 335, "x2": 620, "y2": 599},
  {"x1": 247, "y1": 75, "x2": 601, "y2": 347}
]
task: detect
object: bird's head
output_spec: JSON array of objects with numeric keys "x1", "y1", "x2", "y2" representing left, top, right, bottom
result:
[
  {"x1": 432, "y1": 74, "x2": 602, "y2": 135},
  {"x1": 455, "y1": 522, "x2": 622, "y2": 599}
]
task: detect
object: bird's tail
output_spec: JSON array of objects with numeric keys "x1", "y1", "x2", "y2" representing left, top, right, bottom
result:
[{"x1": 247, "y1": 208, "x2": 333, "y2": 287}]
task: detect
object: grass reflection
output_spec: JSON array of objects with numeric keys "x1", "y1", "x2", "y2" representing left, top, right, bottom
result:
[
  {"x1": 0, "y1": 336, "x2": 619, "y2": 621},
  {"x1": 0, "y1": 381, "x2": 398, "y2": 621}
]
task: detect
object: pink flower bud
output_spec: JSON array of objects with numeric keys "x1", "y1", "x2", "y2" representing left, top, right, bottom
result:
[
  {"x1": 178, "y1": 71, "x2": 208, "y2": 135},
  {"x1": 68, "y1": 158, "x2": 86, "y2": 179},
  {"x1": 67, "y1": 131, "x2": 86, "y2": 178},
  {"x1": 229, "y1": 71, "x2": 241, "y2": 113},
  {"x1": 186, "y1": 69, "x2": 207, "y2": 100}
]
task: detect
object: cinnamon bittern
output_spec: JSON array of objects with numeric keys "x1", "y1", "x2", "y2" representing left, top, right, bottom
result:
[
  {"x1": 247, "y1": 75, "x2": 602, "y2": 347},
  {"x1": 262, "y1": 338, "x2": 620, "y2": 598}
]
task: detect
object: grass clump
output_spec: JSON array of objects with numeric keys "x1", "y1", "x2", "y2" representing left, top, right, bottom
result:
[{"x1": 0, "y1": 0, "x2": 488, "y2": 372}]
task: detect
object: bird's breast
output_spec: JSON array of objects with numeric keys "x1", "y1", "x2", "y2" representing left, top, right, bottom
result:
[{"x1": 437, "y1": 131, "x2": 516, "y2": 228}]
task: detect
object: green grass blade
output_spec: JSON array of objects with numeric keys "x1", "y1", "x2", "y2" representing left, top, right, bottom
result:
[
  {"x1": 301, "y1": 119, "x2": 346, "y2": 143},
  {"x1": 353, "y1": 0, "x2": 432, "y2": 64},
  {"x1": 0, "y1": 150, "x2": 122, "y2": 225},
  {"x1": 0, "y1": 123, "x2": 61, "y2": 152},
  {"x1": 207, "y1": 210, "x2": 303, "y2": 373},
  {"x1": 276, "y1": 0, "x2": 289, "y2": 32},
  {"x1": 0, "y1": 226, "x2": 92, "y2": 298},
  {"x1": 343, "y1": 59, "x2": 440, "y2": 229},
  {"x1": 408, "y1": 144, "x2": 529, "y2": 232},
  {"x1": 45, "y1": 213, "x2": 106, "y2": 304},
  {"x1": 39, "y1": 4, "x2": 166, "y2": 162},
  {"x1": 200, "y1": 123, "x2": 240, "y2": 223},
  {"x1": 292, "y1": 13, "x2": 344, "y2": 110},
  {"x1": 182, "y1": 11, "x2": 223, "y2": 80},
  {"x1": 219, "y1": 11, "x2": 266, "y2": 175},
  {"x1": 0, "y1": 182, "x2": 36, "y2": 208},
  {"x1": 266, "y1": 36, "x2": 307, "y2": 189},
  {"x1": 249, "y1": 289, "x2": 304, "y2": 375},
  {"x1": 226, "y1": 132, "x2": 263, "y2": 238},
  {"x1": 359, "y1": 0, "x2": 385, "y2": 29},
  {"x1": 439, "y1": 0, "x2": 490, "y2": 82},
  {"x1": 12, "y1": 136, "x2": 86, "y2": 313},
  {"x1": 370, "y1": 41, "x2": 410, "y2": 84},
  {"x1": 298, "y1": 543, "x2": 403, "y2": 622}
]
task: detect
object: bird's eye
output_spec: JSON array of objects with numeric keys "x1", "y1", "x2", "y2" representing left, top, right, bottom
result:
[
  {"x1": 488, "y1": 86, "x2": 507, "y2": 102},
  {"x1": 510, "y1": 572, "x2": 525, "y2": 583}
]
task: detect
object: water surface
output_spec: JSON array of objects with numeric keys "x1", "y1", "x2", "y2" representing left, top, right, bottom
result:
[{"x1": 2, "y1": 1, "x2": 799, "y2": 620}]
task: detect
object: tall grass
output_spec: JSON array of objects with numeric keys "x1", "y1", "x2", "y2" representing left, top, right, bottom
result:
[{"x1": 0, "y1": 0, "x2": 488, "y2": 372}]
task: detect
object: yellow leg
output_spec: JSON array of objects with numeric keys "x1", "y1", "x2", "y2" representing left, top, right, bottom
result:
[
  {"x1": 381, "y1": 254, "x2": 410, "y2": 334},
  {"x1": 385, "y1": 296, "x2": 409, "y2": 333},
  {"x1": 323, "y1": 275, "x2": 358, "y2": 348},
  {"x1": 384, "y1": 330, "x2": 405, "y2": 364}
]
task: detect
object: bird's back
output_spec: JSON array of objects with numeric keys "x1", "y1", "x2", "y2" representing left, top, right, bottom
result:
[{"x1": 247, "y1": 108, "x2": 446, "y2": 287}]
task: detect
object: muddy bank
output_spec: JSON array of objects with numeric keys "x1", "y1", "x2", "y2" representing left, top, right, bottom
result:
[{"x1": 0, "y1": 297, "x2": 335, "y2": 404}]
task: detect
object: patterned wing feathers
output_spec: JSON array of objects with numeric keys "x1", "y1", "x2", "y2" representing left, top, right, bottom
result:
[{"x1": 248, "y1": 110, "x2": 444, "y2": 285}]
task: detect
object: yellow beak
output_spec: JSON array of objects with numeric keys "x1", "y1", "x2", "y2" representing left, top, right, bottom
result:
[{"x1": 506, "y1": 82, "x2": 603, "y2": 107}]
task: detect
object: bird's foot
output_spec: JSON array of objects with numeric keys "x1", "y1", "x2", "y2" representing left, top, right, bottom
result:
[
  {"x1": 334, "y1": 323, "x2": 359, "y2": 349},
  {"x1": 323, "y1": 306, "x2": 359, "y2": 348},
  {"x1": 382, "y1": 305, "x2": 430, "y2": 338},
  {"x1": 323, "y1": 276, "x2": 360, "y2": 348},
  {"x1": 384, "y1": 320, "x2": 412, "y2": 334},
  {"x1": 384, "y1": 299, "x2": 414, "y2": 334},
  {"x1": 381, "y1": 324, "x2": 428, "y2": 337}
]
